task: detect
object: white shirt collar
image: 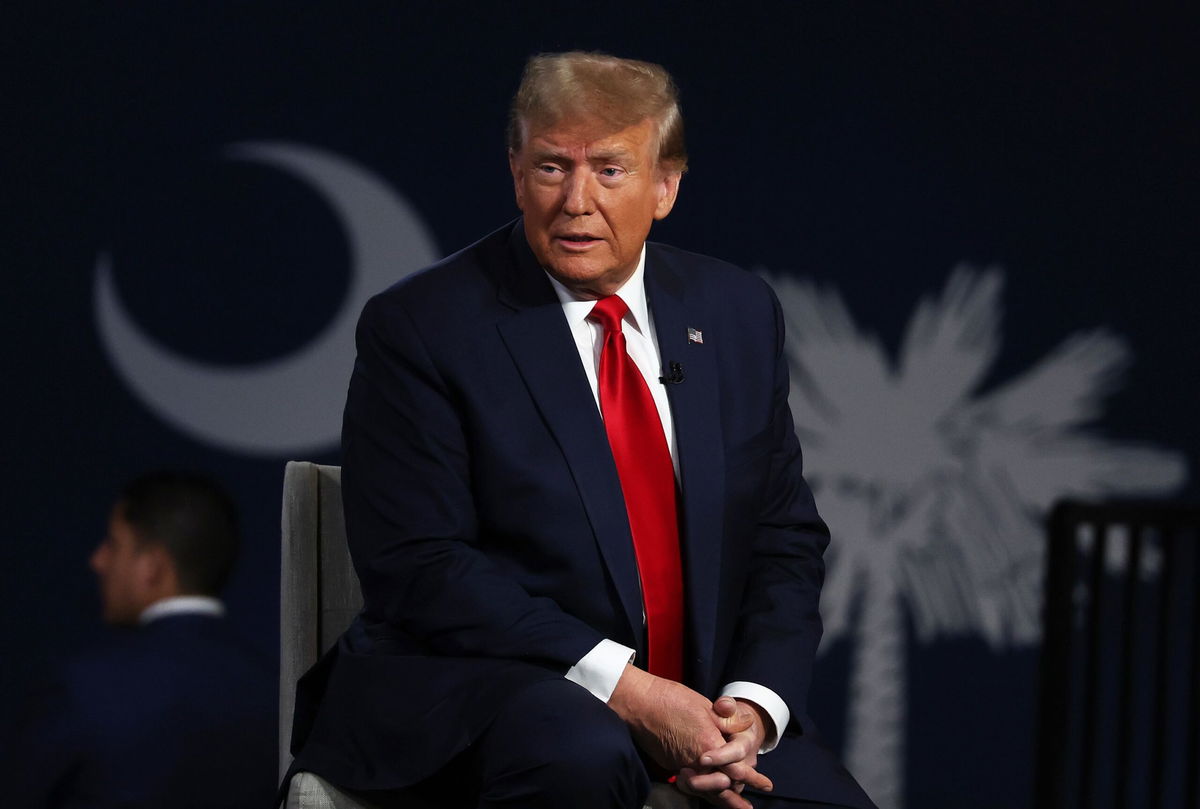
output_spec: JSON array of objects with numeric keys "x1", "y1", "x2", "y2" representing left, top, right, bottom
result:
[
  {"x1": 138, "y1": 595, "x2": 225, "y2": 625},
  {"x1": 543, "y1": 245, "x2": 651, "y2": 336}
]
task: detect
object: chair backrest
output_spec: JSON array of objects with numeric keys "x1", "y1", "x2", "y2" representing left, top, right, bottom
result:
[
  {"x1": 1035, "y1": 500, "x2": 1200, "y2": 809},
  {"x1": 280, "y1": 461, "x2": 362, "y2": 779}
]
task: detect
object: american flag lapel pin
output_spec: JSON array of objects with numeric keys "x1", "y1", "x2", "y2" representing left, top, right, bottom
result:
[{"x1": 687, "y1": 327, "x2": 704, "y2": 345}]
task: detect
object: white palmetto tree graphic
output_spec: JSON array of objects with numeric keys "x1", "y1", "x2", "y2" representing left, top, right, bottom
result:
[{"x1": 764, "y1": 267, "x2": 1188, "y2": 809}]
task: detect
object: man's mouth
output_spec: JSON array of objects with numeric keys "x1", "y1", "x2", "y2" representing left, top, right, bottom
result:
[{"x1": 556, "y1": 234, "x2": 602, "y2": 248}]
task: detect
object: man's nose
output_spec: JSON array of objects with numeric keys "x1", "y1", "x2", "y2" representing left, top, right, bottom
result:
[
  {"x1": 561, "y1": 169, "x2": 596, "y2": 217},
  {"x1": 89, "y1": 543, "x2": 106, "y2": 574}
]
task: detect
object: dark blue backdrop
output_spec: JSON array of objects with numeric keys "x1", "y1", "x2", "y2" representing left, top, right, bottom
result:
[{"x1": 4, "y1": 4, "x2": 1197, "y2": 808}]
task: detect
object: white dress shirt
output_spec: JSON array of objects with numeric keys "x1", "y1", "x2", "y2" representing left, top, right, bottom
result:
[
  {"x1": 546, "y1": 247, "x2": 790, "y2": 751},
  {"x1": 138, "y1": 595, "x2": 225, "y2": 625}
]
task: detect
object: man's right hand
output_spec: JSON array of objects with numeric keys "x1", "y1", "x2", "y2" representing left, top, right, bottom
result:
[
  {"x1": 609, "y1": 664, "x2": 724, "y2": 770},
  {"x1": 608, "y1": 665, "x2": 772, "y2": 809}
]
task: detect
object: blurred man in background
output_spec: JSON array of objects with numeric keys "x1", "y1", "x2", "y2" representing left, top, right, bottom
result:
[{"x1": 9, "y1": 471, "x2": 276, "y2": 809}]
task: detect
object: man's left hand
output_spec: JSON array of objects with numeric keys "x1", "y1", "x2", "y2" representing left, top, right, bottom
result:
[{"x1": 676, "y1": 697, "x2": 774, "y2": 809}]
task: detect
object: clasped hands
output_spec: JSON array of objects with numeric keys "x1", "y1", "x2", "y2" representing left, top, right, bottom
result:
[{"x1": 609, "y1": 664, "x2": 774, "y2": 809}]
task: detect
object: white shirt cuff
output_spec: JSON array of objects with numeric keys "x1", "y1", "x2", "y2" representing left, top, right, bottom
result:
[
  {"x1": 565, "y1": 639, "x2": 636, "y2": 703},
  {"x1": 720, "y1": 681, "x2": 790, "y2": 753}
]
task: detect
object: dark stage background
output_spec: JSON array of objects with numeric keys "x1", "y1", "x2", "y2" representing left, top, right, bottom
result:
[{"x1": 4, "y1": 4, "x2": 1197, "y2": 808}]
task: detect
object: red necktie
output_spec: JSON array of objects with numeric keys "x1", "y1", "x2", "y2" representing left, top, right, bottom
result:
[{"x1": 588, "y1": 295, "x2": 684, "y2": 682}]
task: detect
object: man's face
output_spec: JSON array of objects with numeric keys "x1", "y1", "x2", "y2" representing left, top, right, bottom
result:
[
  {"x1": 509, "y1": 115, "x2": 681, "y2": 299},
  {"x1": 89, "y1": 505, "x2": 154, "y2": 625}
]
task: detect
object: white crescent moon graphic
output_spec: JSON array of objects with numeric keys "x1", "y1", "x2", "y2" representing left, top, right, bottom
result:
[{"x1": 94, "y1": 141, "x2": 438, "y2": 455}]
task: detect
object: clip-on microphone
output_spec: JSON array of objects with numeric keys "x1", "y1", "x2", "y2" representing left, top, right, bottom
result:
[{"x1": 659, "y1": 361, "x2": 685, "y2": 385}]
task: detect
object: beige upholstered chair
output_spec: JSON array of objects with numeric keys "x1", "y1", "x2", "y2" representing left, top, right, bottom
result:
[
  {"x1": 280, "y1": 461, "x2": 689, "y2": 809},
  {"x1": 281, "y1": 461, "x2": 390, "y2": 808}
]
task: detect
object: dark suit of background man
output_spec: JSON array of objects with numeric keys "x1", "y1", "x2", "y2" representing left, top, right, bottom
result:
[
  {"x1": 8, "y1": 471, "x2": 277, "y2": 809},
  {"x1": 289, "y1": 52, "x2": 876, "y2": 809}
]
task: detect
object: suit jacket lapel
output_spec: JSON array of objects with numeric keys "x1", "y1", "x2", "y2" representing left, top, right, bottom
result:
[
  {"x1": 494, "y1": 225, "x2": 645, "y2": 646},
  {"x1": 645, "y1": 247, "x2": 726, "y2": 692}
]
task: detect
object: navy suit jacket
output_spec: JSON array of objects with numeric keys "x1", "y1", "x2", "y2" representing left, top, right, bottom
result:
[
  {"x1": 291, "y1": 220, "x2": 873, "y2": 808},
  {"x1": 11, "y1": 613, "x2": 277, "y2": 809}
]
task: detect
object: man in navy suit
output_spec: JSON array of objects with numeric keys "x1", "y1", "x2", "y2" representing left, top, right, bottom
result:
[
  {"x1": 290, "y1": 52, "x2": 874, "y2": 809},
  {"x1": 10, "y1": 472, "x2": 276, "y2": 809}
]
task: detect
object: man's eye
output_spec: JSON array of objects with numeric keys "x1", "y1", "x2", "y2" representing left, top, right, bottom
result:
[
  {"x1": 537, "y1": 164, "x2": 561, "y2": 174},
  {"x1": 600, "y1": 167, "x2": 622, "y2": 177}
]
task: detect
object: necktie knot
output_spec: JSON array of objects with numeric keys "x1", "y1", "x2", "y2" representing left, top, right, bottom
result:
[{"x1": 588, "y1": 295, "x2": 629, "y2": 334}]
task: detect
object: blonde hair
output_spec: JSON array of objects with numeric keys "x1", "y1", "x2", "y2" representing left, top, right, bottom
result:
[{"x1": 507, "y1": 51, "x2": 688, "y2": 173}]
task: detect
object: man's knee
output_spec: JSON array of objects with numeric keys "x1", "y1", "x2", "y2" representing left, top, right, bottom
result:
[
  {"x1": 477, "y1": 679, "x2": 649, "y2": 808},
  {"x1": 530, "y1": 706, "x2": 643, "y2": 793}
]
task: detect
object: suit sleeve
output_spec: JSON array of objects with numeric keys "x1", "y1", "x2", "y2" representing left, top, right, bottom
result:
[
  {"x1": 341, "y1": 293, "x2": 605, "y2": 670},
  {"x1": 720, "y1": 284, "x2": 829, "y2": 730}
]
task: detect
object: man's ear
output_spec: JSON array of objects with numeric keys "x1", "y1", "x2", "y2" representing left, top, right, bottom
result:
[
  {"x1": 138, "y1": 544, "x2": 179, "y2": 596},
  {"x1": 508, "y1": 149, "x2": 526, "y2": 212},
  {"x1": 653, "y1": 170, "x2": 682, "y2": 221}
]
